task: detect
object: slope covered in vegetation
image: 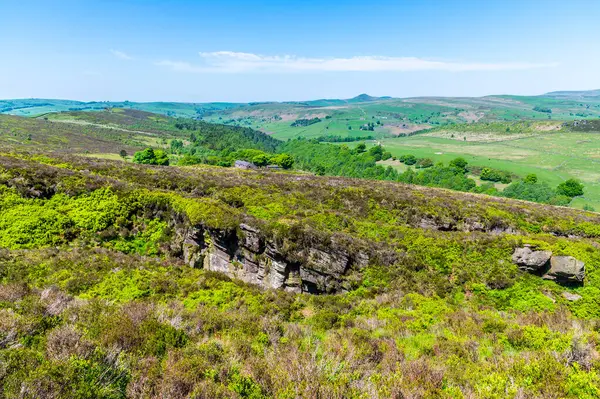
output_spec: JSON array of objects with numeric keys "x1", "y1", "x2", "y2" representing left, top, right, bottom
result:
[
  {"x1": 47, "y1": 109, "x2": 281, "y2": 153},
  {"x1": 1, "y1": 152, "x2": 600, "y2": 398}
]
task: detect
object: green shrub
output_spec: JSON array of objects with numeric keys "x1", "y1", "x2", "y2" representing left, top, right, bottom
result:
[
  {"x1": 416, "y1": 158, "x2": 434, "y2": 169},
  {"x1": 557, "y1": 179, "x2": 584, "y2": 198},
  {"x1": 399, "y1": 154, "x2": 417, "y2": 165},
  {"x1": 132, "y1": 147, "x2": 169, "y2": 166}
]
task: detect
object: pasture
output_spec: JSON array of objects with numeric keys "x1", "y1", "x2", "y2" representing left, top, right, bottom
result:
[{"x1": 374, "y1": 130, "x2": 600, "y2": 209}]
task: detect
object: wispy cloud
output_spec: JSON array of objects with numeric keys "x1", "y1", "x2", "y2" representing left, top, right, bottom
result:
[
  {"x1": 110, "y1": 49, "x2": 134, "y2": 60},
  {"x1": 156, "y1": 51, "x2": 558, "y2": 74}
]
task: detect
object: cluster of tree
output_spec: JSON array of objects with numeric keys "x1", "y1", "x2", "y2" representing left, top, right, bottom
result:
[
  {"x1": 178, "y1": 148, "x2": 294, "y2": 169},
  {"x1": 501, "y1": 174, "x2": 583, "y2": 206},
  {"x1": 132, "y1": 148, "x2": 169, "y2": 166},
  {"x1": 402, "y1": 166, "x2": 476, "y2": 191},
  {"x1": 231, "y1": 149, "x2": 294, "y2": 169},
  {"x1": 291, "y1": 118, "x2": 321, "y2": 127},
  {"x1": 315, "y1": 135, "x2": 375, "y2": 142},
  {"x1": 398, "y1": 154, "x2": 433, "y2": 169},
  {"x1": 359, "y1": 122, "x2": 376, "y2": 131},
  {"x1": 480, "y1": 167, "x2": 512, "y2": 184},
  {"x1": 358, "y1": 144, "x2": 392, "y2": 161},
  {"x1": 170, "y1": 119, "x2": 280, "y2": 152},
  {"x1": 396, "y1": 157, "x2": 475, "y2": 191},
  {"x1": 280, "y1": 139, "x2": 397, "y2": 180},
  {"x1": 533, "y1": 106, "x2": 552, "y2": 113},
  {"x1": 138, "y1": 129, "x2": 586, "y2": 210},
  {"x1": 398, "y1": 154, "x2": 417, "y2": 165}
]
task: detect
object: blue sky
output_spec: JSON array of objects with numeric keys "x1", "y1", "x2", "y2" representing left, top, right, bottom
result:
[{"x1": 1, "y1": 0, "x2": 599, "y2": 102}]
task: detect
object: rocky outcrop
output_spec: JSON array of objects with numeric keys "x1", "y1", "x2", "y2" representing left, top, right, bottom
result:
[
  {"x1": 418, "y1": 216, "x2": 517, "y2": 235},
  {"x1": 544, "y1": 256, "x2": 585, "y2": 284},
  {"x1": 512, "y1": 246, "x2": 585, "y2": 285},
  {"x1": 512, "y1": 245, "x2": 552, "y2": 272},
  {"x1": 169, "y1": 217, "x2": 363, "y2": 294}
]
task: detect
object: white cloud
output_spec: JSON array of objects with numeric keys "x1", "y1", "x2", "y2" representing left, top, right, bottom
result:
[
  {"x1": 110, "y1": 49, "x2": 134, "y2": 60},
  {"x1": 155, "y1": 51, "x2": 558, "y2": 74}
]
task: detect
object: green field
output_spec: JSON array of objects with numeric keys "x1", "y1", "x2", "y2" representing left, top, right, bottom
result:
[{"x1": 372, "y1": 130, "x2": 600, "y2": 209}]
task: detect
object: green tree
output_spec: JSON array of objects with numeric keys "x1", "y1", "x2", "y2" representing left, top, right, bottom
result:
[
  {"x1": 314, "y1": 165, "x2": 326, "y2": 176},
  {"x1": 133, "y1": 148, "x2": 157, "y2": 165},
  {"x1": 416, "y1": 158, "x2": 433, "y2": 169},
  {"x1": 119, "y1": 150, "x2": 127, "y2": 159},
  {"x1": 356, "y1": 142, "x2": 366, "y2": 153},
  {"x1": 548, "y1": 195, "x2": 572, "y2": 206},
  {"x1": 449, "y1": 157, "x2": 468, "y2": 173},
  {"x1": 400, "y1": 154, "x2": 417, "y2": 165},
  {"x1": 368, "y1": 145, "x2": 384, "y2": 161},
  {"x1": 524, "y1": 174, "x2": 538, "y2": 184},
  {"x1": 132, "y1": 148, "x2": 169, "y2": 166},
  {"x1": 480, "y1": 167, "x2": 510, "y2": 183},
  {"x1": 556, "y1": 179, "x2": 584, "y2": 198},
  {"x1": 252, "y1": 154, "x2": 270, "y2": 167},
  {"x1": 170, "y1": 139, "x2": 184, "y2": 154},
  {"x1": 502, "y1": 181, "x2": 556, "y2": 203},
  {"x1": 154, "y1": 150, "x2": 169, "y2": 166},
  {"x1": 270, "y1": 153, "x2": 294, "y2": 169}
]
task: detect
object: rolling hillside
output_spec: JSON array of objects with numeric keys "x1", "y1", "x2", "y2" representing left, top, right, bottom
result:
[
  {"x1": 4, "y1": 91, "x2": 600, "y2": 142},
  {"x1": 1, "y1": 151, "x2": 600, "y2": 397},
  {"x1": 0, "y1": 96, "x2": 599, "y2": 398}
]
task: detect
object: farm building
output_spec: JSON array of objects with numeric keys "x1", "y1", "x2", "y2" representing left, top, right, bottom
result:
[{"x1": 234, "y1": 160, "x2": 257, "y2": 169}]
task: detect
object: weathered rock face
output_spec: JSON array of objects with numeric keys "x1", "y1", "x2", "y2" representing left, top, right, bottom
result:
[
  {"x1": 512, "y1": 246, "x2": 552, "y2": 272},
  {"x1": 170, "y1": 219, "x2": 360, "y2": 294},
  {"x1": 511, "y1": 247, "x2": 585, "y2": 285},
  {"x1": 544, "y1": 256, "x2": 585, "y2": 284}
]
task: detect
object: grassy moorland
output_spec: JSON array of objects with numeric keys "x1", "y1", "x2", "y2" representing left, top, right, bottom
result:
[{"x1": 1, "y1": 151, "x2": 600, "y2": 397}]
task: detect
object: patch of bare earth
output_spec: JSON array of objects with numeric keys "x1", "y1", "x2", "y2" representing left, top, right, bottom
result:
[
  {"x1": 533, "y1": 122, "x2": 563, "y2": 131},
  {"x1": 458, "y1": 111, "x2": 484, "y2": 123},
  {"x1": 386, "y1": 123, "x2": 430, "y2": 136},
  {"x1": 422, "y1": 131, "x2": 538, "y2": 142},
  {"x1": 278, "y1": 113, "x2": 300, "y2": 121}
]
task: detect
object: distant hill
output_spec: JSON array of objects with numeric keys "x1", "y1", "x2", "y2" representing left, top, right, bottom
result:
[
  {"x1": 46, "y1": 109, "x2": 281, "y2": 152},
  {"x1": 283, "y1": 93, "x2": 393, "y2": 107},
  {"x1": 0, "y1": 108, "x2": 280, "y2": 157},
  {"x1": 0, "y1": 98, "x2": 244, "y2": 118},
  {"x1": 543, "y1": 89, "x2": 600, "y2": 98},
  {"x1": 3, "y1": 90, "x2": 600, "y2": 138},
  {"x1": 347, "y1": 93, "x2": 388, "y2": 103}
]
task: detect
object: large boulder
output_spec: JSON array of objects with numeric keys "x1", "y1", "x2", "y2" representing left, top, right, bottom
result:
[
  {"x1": 544, "y1": 256, "x2": 585, "y2": 284},
  {"x1": 512, "y1": 246, "x2": 552, "y2": 272}
]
